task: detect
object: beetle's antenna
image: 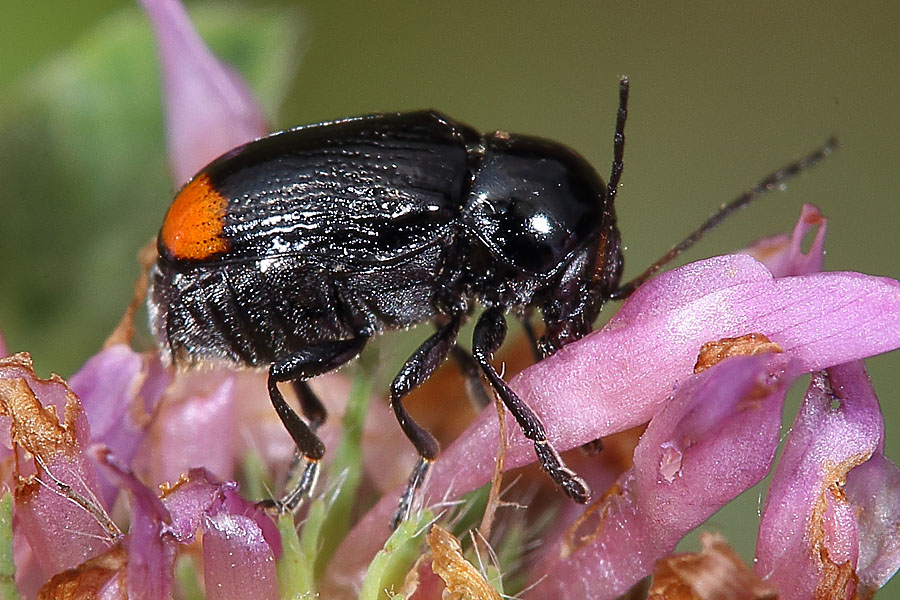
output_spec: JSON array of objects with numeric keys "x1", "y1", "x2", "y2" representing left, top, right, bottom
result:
[
  {"x1": 610, "y1": 136, "x2": 838, "y2": 300},
  {"x1": 607, "y1": 76, "x2": 629, "y2": 206}
]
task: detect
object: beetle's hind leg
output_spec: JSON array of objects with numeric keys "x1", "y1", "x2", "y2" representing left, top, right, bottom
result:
[
  {"x1": 390, "y1": 313, "x2": 463, "y2": 529},
  {"x1": 292, "y1": 379, "x2": 328, "y2": 430},
  {"x1": 264, "y1": 334, "x2": 369, "y2": 512},
  {"x1": 280, "y1": 380, "x2": 329, "y2": 496},
  {"x1": 472, "y1": 307, "x2": 591, "y2": 503}
]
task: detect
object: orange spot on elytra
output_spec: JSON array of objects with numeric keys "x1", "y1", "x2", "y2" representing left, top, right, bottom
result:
[{"x1": 160, "y1": 173, "x2": 229, "y2": 260}]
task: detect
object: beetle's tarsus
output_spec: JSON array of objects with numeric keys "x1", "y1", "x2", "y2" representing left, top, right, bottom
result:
[{"x1": 392, "y1": 457, "x2": 433, "y2": 530}]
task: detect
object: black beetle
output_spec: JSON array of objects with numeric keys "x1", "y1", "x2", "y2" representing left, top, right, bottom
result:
[{"x1": 148, "y1": 77, "x2": 834, "y2": 526}]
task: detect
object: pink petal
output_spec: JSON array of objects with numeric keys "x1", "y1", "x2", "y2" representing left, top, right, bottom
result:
[
  {"x1": 140, "y1": 370, "x2": 237, "y2": 485},
  {"x1": 527, "y1": 436, "x2": 635, "y2": 569},
  {"x1": 0, "y1": 354, "x2": 116, "y2": 579},
  {"x1": 69, "y1": 345, "x2": 144, "y2": 445},
  {"x1": 141, "y1": 368, "x2": 350, "y2": 498},
  {"x1": 143, "y1": 465, "x2": 282, "y2": 599},
  {"x1": 743, "y1": 203, "x2": 827, "y2": 277},
  {"x1": 95, "y1": 451, "x2": 283, "y2": 599},
  {"x1": 13, "y1": 530, "x2": 44, "y2": 599},
  {"x1": 329, "y1": 255, "x2": 900, "y2": 591},
  {"x1": 139, "y1": 0, "x2": 269, "y2": 185},
  {"x1": 845, "y1": 452, "x2": 900, "y2": 596},
  {"x1": 69, "y1": 344, "x2": 169, "y2": 505},
  {"x1": 94, "y1": 447, "x2": 176, "y2": 600},
  {"x1": 202, "y1": 512, "x2": 279, "y2": 600},
  {"x1": 15, "y1": 451, "x2": 114, "y2": 577},
  {"x1": 443, "y1": 256, "x2": 900, "y2": 501},
  {"x1": 159, "y1": 467, "x2": 281, "y2": 557},
  {"x1": 219, "y1": 488, "x2": 282, "y2": 558},
  {"x1": 755, "y1": 363, "x2": 885, "y2": 599},
  {"x1": 0, "y1": 331, "x2": 7, "y2": 357},
  {"x1": 159, "y1": 467, "x2": 233, "y2": 543},
  {"x1": 1, "y1": 353, "x2": 73, "y2": 417},
  {"x1": 529, "y1": 354, "x2": 791, "y2": 599}
]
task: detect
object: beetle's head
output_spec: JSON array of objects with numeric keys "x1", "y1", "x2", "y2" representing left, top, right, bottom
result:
[
  {"x1": 464, "y1": 133, "x2": 622, "y2": 352},
  {"x1": 466, "y1": 134, "x2": 617, "y2": 275}
]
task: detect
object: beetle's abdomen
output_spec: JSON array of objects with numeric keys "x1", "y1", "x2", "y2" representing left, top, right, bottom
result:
[
  {"x1": 149, "y1": 258, "x2": 353, "y2": 367},
  {"x1": 150, "y1": 239, "x2": 455, "y2": 368}
]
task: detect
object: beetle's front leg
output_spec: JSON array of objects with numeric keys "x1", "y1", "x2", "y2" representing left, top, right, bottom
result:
[
  {"x1": 472, "y1": 307, "x2": 591, "y2": 502},
  {"x1": 265, "y1": 333, "x2": 370, "y2": 512}
]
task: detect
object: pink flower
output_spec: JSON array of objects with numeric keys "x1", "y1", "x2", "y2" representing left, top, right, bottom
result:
[
  {"x1": 0, "y1": 354, "x2": 116, "y2": 587},
  {"x1": 2, "y1": 0, "x2": 899, "y2": 597},
  {"x1": 138, "y1": 0, "x2": 269, "y2": 185},
  {"x1": 327, "y1": 207, "x2": 900, "y2": 598},
  {"x1": 756, "y1": 363, "x2": 900, "y2": 599},
  {"x1": 0, "y1": 0, "x2": 285, "y2": 596},
  {"x1": 0, "y1": 352, "x2": 283, "y2": 599}
]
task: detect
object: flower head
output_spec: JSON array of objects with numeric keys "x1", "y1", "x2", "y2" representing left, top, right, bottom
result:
[
  {"x1": 2, "y1": 1, "x2": 899, "y2": 598},
  {"x1": 329, "y1": 233, "x2": 900, "y2": 597}
]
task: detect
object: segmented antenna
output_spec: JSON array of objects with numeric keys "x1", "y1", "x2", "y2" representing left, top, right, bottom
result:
[
  {"x1": 610, "y1": 136, "x2": 839, "y2": 300},
  {"x1": 607, "y1": 76, "x2": 629, "y2": 207}
]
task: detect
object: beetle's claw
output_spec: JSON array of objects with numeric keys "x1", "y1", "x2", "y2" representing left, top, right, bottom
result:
[
  {"x1": 562, "y1": 472, "x2": 592, "y2": 504},
  {"x1": 256, "y1": 458, "x2": 321, "y2": 517},
  {"x1": 534, "y1": 439, "x2": 592, "y2": 503},
  {"x1": 391, "y1": 457, "x2": 432, "y2": 530}
]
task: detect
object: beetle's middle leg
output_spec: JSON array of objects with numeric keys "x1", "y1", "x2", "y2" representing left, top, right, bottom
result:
[
  {"x1": 472, "y1": 307, "x2": 591, "y2": 503},
  {"x1": 266, "y1": 333, "x2": 370, "y2": 511},
  {"x1": 450, "y1": 344, "x2": 492, "y2": 409},
  {"x1": 390, "y1": 312, "x2": 463, "y2": 529}
]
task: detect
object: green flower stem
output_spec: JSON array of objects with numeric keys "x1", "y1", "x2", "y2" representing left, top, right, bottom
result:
[
  {"x1": 0, "y1": 493, "x2": 19, "y2": 600},
  {"x1": 174, "y1": 554, "x2": 204, "y2": 600},
  {"x1": 360, "y1": 510, "x2": 434, "y2": 600},
  {"x1": 277, "y1": 370, "x2": 374, "y2": 597},
  {"x1": 308, "y1": 371, "x2": 373, "y2": 579},
  {"x1": 276, "y1": 511, "x2": 308, "y2": 599}
]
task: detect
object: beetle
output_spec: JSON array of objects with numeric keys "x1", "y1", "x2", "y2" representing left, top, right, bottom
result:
[{"x1": 148, "y1": 77, "x2": 835, "y2": 527}]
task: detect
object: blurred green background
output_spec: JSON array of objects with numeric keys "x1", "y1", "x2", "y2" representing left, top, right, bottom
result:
[{"x1": 1, "y1": 1, "x2": 898, "y2": 593}]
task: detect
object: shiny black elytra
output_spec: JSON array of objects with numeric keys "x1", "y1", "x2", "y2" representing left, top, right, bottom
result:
[{"x1": 148, "y1": 78, "x2": 835, "y2": 527}]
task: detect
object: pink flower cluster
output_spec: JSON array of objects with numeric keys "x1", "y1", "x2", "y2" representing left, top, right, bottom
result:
[
  {"x1": 326, "y1": 208, "x2": 900, "y2": 599},
  {"x1": 0, "y1": 0, "x2": 897, "y2": 598}
]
